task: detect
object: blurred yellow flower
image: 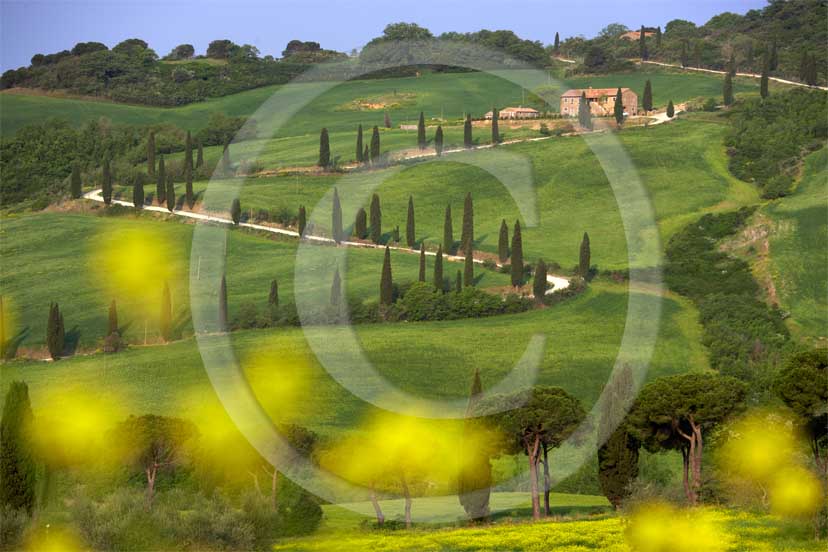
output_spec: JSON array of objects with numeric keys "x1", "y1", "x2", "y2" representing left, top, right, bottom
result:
[
  {"x1": 769, "y1": 466, "x2": 823, "y2": 517},
  {"x1": 626, "y1": 501, "x2": 729, "y2": 552}
]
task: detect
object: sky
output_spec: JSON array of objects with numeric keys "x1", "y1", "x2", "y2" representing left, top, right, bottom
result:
[{"x1": 0, "y1": 0, "x2": 768, "y2": 71}]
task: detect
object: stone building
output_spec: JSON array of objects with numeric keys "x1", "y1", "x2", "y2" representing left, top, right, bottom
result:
[{"x1": 560, "y1": 87, "x2": 638, "y2": 117}]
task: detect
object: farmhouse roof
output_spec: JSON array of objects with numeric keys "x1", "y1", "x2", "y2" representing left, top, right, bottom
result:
[{"x1": 561, "y1": 87, "x2": 633, "y2": 99}]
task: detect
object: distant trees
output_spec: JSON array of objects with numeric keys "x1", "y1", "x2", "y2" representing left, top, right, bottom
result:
[
  {"x1": 165, "y1": 43, "x2": 194, "y2": 60},
  {"x1": 231, "y1": 198, "x2": 241, "y2": 225},
  {"x1": 369, "y1": 193, "x2": 382, "y2": 244},
  {"x1": 533, "y1": 259, "x2": 547, "y2": 301},
  {"x1": 510, "y1": 221, "x2": 523, "y2": 288},
  {"x1": 406, "y1": 196, "x2": 415, "y2": 248},
  {"x1": 680, "y1": 40, "x2": 689, "y2": 67},
  {"x1": 443, "y1": 204, "x2": 454, "y2": 254},
  {"x1": 666, "y1": 100, "x2": 675, "y2": 118},
  {"x1": 463, "y1": 243, "x2": 474, "y2": 287},
  {"x1": 332, "y1": 188, "x2": 343, "y2": 242},
  {"x1": 70, "y1": 163, "x2": 81, "y2": 199},
  {"x1": 579, "y1": 232, "x2": 591, "y2": 277},
  {"x1": 298, "y1": 205, "x2": 307, "y2": 236},
  {"x1": 132, "y1": 173, "x2": 144, "y2": 209},
  {"x1": 642, "y1": 79, "x2": 653, "y2": 113},
  {"x1": 723, "y1": 72, "x2": 734, "y2": 106},
  {"x1": 147, "y1": 131, "x2": 156, "y2": 178},
  {"x1": 0, "y1": 381, "x2": 35, "y2": 513},
  {"x1": 655, "y1": 26, "x2": 662, "y2": 49},
  {"x1": 460, "y1": 193, "x2": 473, "y2": 253},
  {"x1": 268, "y1": 279, "x2": 279, "y2": 307},
  {"x1": 498, "y1": 219, "x2": 509, "y2": 262},
  {"x1": 46, "y1": 302, "x2": 65, "y2": 360},
  {"x1": 491, "y1": 108, "x2": 500, "y2": 144},
  {"x1": 354, "y1": 207, "x2": 368, "y2": 239},
  {"x1": 318, "y1": 128, "x2": 331, "y2": 168},
  {"x1": 160, "y1": 282, "x2": 172, "y2": 342},
  {"x1": 416, "y1": 112, "x2": 427, "y2": 150},
  {"x1": 356, "y1": 124, "x2": 364, "y2": 163},
  {"x1": 165, "y1": 174, "x2": 175, "y2": 212},
  {"x1": 418, "y1": 244, "x2": 426, "y2": 282},
  {"x1": 613, "y1": 87, "x2": 624, "y2": 126},
  {"x1": 463, "y1": 114, "x2": 473, "y2": 148},
  {"x1": 760, "y1": 55, "x2": 770, "y2": 99},
  {"x1": 370, "y1": 126, "x2": 380, "y2": 162},
  {"x1": 102, "y1": 158, "x2": 112, "y2": 205},
  {"x1": 434, "y1": 125, "x2": 444, "y2": 157},
  {"x1": 156, "y1": 155, "x2": 166, "y2": 205},
  {"x1": 380, "y1": 246, "x2": 393, "y2": 305},
  {"x1": 799, "y1": 52, "x2": 819, "y2": 86},
  {"x1": 433, "y1": 245, "x2": 444, "y2": 291}
]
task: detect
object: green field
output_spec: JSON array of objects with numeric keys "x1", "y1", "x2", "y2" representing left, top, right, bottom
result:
[
  {"x1": 763, "y1": 148, "x2": 828, "y2": 341},
  {"x1": 0, "y1": 67, "x2": 767, "y2": 137}
]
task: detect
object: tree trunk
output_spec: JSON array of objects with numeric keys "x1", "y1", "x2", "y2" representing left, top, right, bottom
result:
[
  {"x1": 526, "y1": 435, "x2": 541, "y2": 520},
  {"x1": 145, "y1": 465, "x2": 157, "y2": 508},
  {"x1": 681, "y1": 446, "x2": 692, "y2": 504},
  {"x1": 271, "y1": 468, "x2": 278, "y2": 511},
  {"x1": 677, "y1": 418, "x2": 700, "y2": 505},
  {"x1": 691, "y1": 422, "x2": 703, "y2": 504},
  {"x1": 542, "y1": 443, "x2": 551, "y2": 516},
  {"x1": 369, "y1": 485, "x2": 385, "y2": 527},
  {"x1": 400, "y1": 474, "x2": 412, "y2": 529}
]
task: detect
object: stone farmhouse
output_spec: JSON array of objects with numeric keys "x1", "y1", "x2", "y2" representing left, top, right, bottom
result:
[
  {"x1": 560, "y1": 87, "x2": 638, "y2": 117},
  {"x1": 484, "y1": 106, "x2": 540, "y2": 119},
  {"x1": 620, "y1": 29, "x2": 656, "y2": 40}
]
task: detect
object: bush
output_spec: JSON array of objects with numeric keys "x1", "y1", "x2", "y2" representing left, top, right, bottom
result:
[
  {"x1": 761, "y1": 173, "x2": 793, "y2": 199},
  {"x1": 702, "y1": 97, "x2": 718, "y2": 112}
]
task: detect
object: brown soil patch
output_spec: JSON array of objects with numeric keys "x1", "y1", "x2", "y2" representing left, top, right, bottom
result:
[{"x1": 720, "y1": 212, "x2": 780, "y2": 307}]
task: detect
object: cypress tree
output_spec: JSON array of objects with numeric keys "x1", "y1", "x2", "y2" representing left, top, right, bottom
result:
[
  {"x1": 769, "y1": 41, "x2": 778, "y2": 71},
  {"x1": 666, "y1": 100, "x2": 675, "y2": 118},
  {"x1": 458, "y1": 369, "x2": 491, "y2": 520},
  {"x1": 806, "y1": 54, "x2": 818, "y2": 86},
  {"x1": 760, "y1": 55, "x2": 770, "y2": 99},
  {"x1": 268, "y1": 279, "x2": 279, "y2": 307},
  {"x1": 70, "y1": 163, "x2": 82, "y2": 199},
  {"x1": 298, "y1": 205, "x2": 307, "y2": 236},
  {"x1": 533, "y1": 259, "x2": 548, "y2": 302},
  {"x1": 433, "y1": 245, "x2": 444, "y2": 292},
  {"x1": 613, "y1": 87, "x2": 624, "y2": 126},
  {"x1": 318, "y1": 128, "x2": 331, "y2": 168},
  {"x1": 680, "y1": 40, "x2": 689, "y2": 67},
  {"x1": 417, "y1": 111, "x2": 426, "y2": 150},
  {"x1": 498, "y1": 219, "x2": 509, "y2": 262},
  {"x1": 0, "y1": 296, "x2": 6, "y2": 360},
  {"x1": 463, "y1": 242, "x2": 474, "y2": 287},
  {"x1": 579, "y1": 232, "x2": 591, "y2": 277},
  {"x1": 693, "y1": 41, "x2": 702, "y2": 68},
  {"x1": 231, "y1": 198, "x2": 241, "y2": 225},
  {"x1": 102, "y1": 158, "x2": 112, "y2": 205},
  {"x1": 356, "y1": 124, "x2": 364, "y2": 163},
  {"x1": 369, "y1": 193, "x2": 382, "y2": 244},
  {"x1": 185, "y1": 130, "x2": 193, "y2": 171},
  {"x1": 418, "y1": 244, "x2": 426, "y2": 282},
  {"x1": 460, "y1": 192, "x2": 473, "y2": 253},
  {"x1": 380, "y1": 246, "x2": 393, "y2": 305},
  {"x1": 332, "y1": 188, "x2": 343, "y2": 242},
  {"x1": 46, "y1": 302, "x2": 65, "y2": 360},
  {"x1": 185, "y1": 159, "x2": 194, "y2": 209},
  {"x1": 165, "y1": 173, "x2": 175, "y2": 212},
  {"x1": 156, "y1": 155, "x2": 166, "y2": 205},
  {"x1": 370, "y1": 126, "x2": 380, "y2": 162},
  {"x1": 463, "y1": 114, "x2": 473, "y2": 148},
  {"x1": 799, "y1": 51, "x2": 809, "y2": 82},
  {"x1": 598, "y1": 425, "x2": 639, "y2": 510},
  {"x1": 443, "y1": 204, "x2": 454, "y2": 254},
  {"x1": 364, "y1": 145, "x2": 370, "y2": 164},
  {"x1": 746, "y1": 41, "x2": 755, "y2": 70},
  {"x1": 655, "y1": 26, "x2": 662, "y2": 49},
  {"x1": 639, "y1": 25, "x2": 648, "y2": 61},
  {"x1": 642, "y1": 80, "x2": 653, "y2": 113},
  {"x1": 160, "y1": 281, "x2": 172, "y2": 342},
  {"x1": 108, "y1": 300, "x2": 118, "y2": 336},
  {"x1": 132, "y1": 172, "x2": 144, "y2": 209},
  {"x1": 435, "y1": 125, "x2": 444, "y2": 156},
  {"x1": 553, "y1": 32, "x2": 560, "y2": 53},
  {"x1": 723, "y1": 72, "x2": 734, "y2": 106},
  {"x1": 355, "y1": 207, "x2": 368, "y2": 239},
  {"x1": 0, "y1": 381, "x2": 36, "y2": 514},
  {"x1": 406, "y1": 196, "x2": 415, "y2": 248},
  {"x1": 510, "y1": 221, "x2": 524, "y2": 288},
  {"x1": 196, "y1": 140, "x2": 204, "y2": 168},
  {"x1": 218, "y1": 274, "x2": 228, "y2": 331},
  {"x1": 578, "y1": 92, "x2": 592, "y2": 130},
  {"x1": 491, "y1": 108, "x2": 500, "y2": 144},
  {"x1": 455, "y1": 270, "x2": 462, "y2": 292},
  {"x1": 147, "y1": 131, "x2": 156, "y2": 178},
  {"x1": 392, "y1": 225, "x2": 400, "y2": 243},
  {"x1": 728, "y1": 52, "x2": 737, "y2": 77},
  {"x1": 384, "y1": 112, "x2": 392, "y2": 129},
  {"x1": 330, "y1": 268, "x2": 342, "y2": 307}
]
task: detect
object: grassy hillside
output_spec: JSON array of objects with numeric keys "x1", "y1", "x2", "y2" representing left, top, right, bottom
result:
[
  {"x1": 763, "y1": 148, "x2": 828, "y2": 341},
  {"x1": 0, "y1": 67, "x2": 764, "y2": 137}
]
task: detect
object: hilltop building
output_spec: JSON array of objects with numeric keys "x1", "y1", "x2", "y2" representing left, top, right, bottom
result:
[{"x1": 560, "y1": 87, "x2": 638, "y2": 117}]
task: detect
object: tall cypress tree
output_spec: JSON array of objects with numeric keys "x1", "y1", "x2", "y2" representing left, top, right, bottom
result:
[
  {"x1": 458, "y1": 369, "x2": 491, "y2": 520},
  {"x1": 760, "y1": 55, "x2": 770, "y2": 99},
  {"x1": 463, "y1": 114, "x2": 473, "y2": 148},
  {"x1": 185, "y1": 158, "x2": 194, "y2": 209},
  {"x1": 666, "y1": 100, "x2": 675, "y2": 118},
  {"x1": 185, "y1": 130, "x2": 193, "y2": 171},
  {"x1": 639, "y1": 25, "x2": 648, "y2": 61},
  {"x1": 769, "y1": 41, "x2": 778, "y2": 71},
  {"x1": 370, "y1": 126, "x2": 380, "y2": 162},
  {"x1": 355, "y1": 207, "x2": 368, "y2": 239},
  {"x1": 356, "y1": 124, "x2": 364, "y2": 163},
  {"x1": 156, "y1": 155, "x2": 166, "y2": 205},
  {"x1": 406, "y1": 196, "x2": 415, "y2": 248},
  {"x1": 332, "y1": 187, "x2": 343, "y2": 242},
  {"x1": 218, "y1": 274, "x2": 228, "y2": 331},
  {"x1": 553, "y1": 32, "x2": 560, "y2": 53},
  {"x1": 460, "y1": 193, "x2": 473, "y2": 253},
  {"x1": 384, "y1": 112, "x2": 392, "y2": 129},
  {"x1": 268, "y1": 279, "x2": 279, "y2": 307},
  {"x1": 693, "y1": 41, "x2": 702, "y2": 68},
  {"x1": 132, "y1": 172, "x2": 144, "y2": 209},
  {"x1": 434, "y1": 245, "x2": 444, "y2": 292},
  {"x1": 680, "y1": 40, "x2": 689, "y2": 67},
  {"x1": 330, "y1": 268, "x2": 342, "y2": 307},
  {"x1": 0, "y1": 381, "x2": 36, "y2": 514},
  {"x1": 102, "y1": 158, "x2": 112, "y2": 205},
  {"x1": 723, "y1": 72, "x2": 734, "y2": 106},
  {"x1": 196, "y1": 140, "x2": 204, "y2": 168},
  {"x1": 533, "y1": 259, "x2": 548, "y2": 302},
  {"x1": 655, "y1": 26, "x2": 662, "y2": 49},
  {"x1": 578, "y1": 92, "x2": 592, "y2": 130},
  {"x1": 435, "y1": 125, "x2": 444, "y2": 157},
  {"x1": 463, "y1": 242, "x2": 474, "y2": 287},
  {"x1": 491, "y1": 108, "x2": 500, "y2": 144},
  {"x1": 166, "y1": 173, "x2": 175, "y2": 212},
  {"x1": 70, "y1": 163, "x2": 82, "y2": 199},
  {"x1": 456, "y1": 270, "x2": 462, "y2": 293},
  {"x1": 108, "y1": 299, "x2": 118, "y2": 336},
  {"x1": 147, "y1": 130, "x2": 156, "y2": 178},
  {"x1": 369, "y1": 193, "x2": 382, "y2": 244},
  {"x1": 510, "y1": 221, "x2": 524, "y2": 288},
  {"x1": 380, "y1": 246, "x2": 393, "y2": 305},
  {"x1": 613, "y1": 87, "x2": 624, "y2": 126},
  {"x1": 160, "y1": 281, "x2": 172, "y2": 342},
  {"x1": 728, "y1": 52, "x2": 737, "y2": 77},
  {"x1": 319, "y1": 128, "x2": 331, "y2": 168},
  {"x1": 231, "y1": 198, "x2": 241, "y2": 225},
  {"x1": 498, "y1": 219, "x2": 509, "y2": 262},
  {"x1": 579, "y1": 232, "x2": 591, "y2": 277},
  {"x1": 418, "y1": 244, "x2": 426, "y2": 282},
  {"x1": 598, "y1": 425, "x2": 639, "y2": 510},
  {"x1": 298, "y1": 205, "x2": 307, "y2": 236},
  {"x1": 642, "y1": 80, "x2": 653, "y2": 112},
  {"x1": 417, "y1": 111, "x2": 427, "y2": 150},
  {"x1": 363, "y1": 144, "x2": 370, "y2": 163},
  {"x1": 46, "y1": 302, "x2": 64, "y2": 360},
  {"x1": 443, "y1": 204, "x2": 454, "y2": 254}
]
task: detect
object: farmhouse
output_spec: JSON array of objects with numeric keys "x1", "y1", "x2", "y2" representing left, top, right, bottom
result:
[
  {"x1": 560, "y1": 87, "x2": 638, "y2": 117},
  {"x1": 485, "y1": 106, "x2": 540, "y2": 120},
  {"x1": 620, "y1": 29, "x2": 656, "y2": 40}
]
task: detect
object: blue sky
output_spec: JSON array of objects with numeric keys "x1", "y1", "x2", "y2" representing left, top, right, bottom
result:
[{"x1": 1, "y1": 0, "x2": 767, "y2": 70}]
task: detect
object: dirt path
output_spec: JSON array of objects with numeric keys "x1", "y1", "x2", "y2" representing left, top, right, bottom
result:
[
  {"x1": 640, "y1": 60, "x2": 828, "y2": 91},
  {"x1": 84, "y1": 189, "x2": 571, "y2": 294}
]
